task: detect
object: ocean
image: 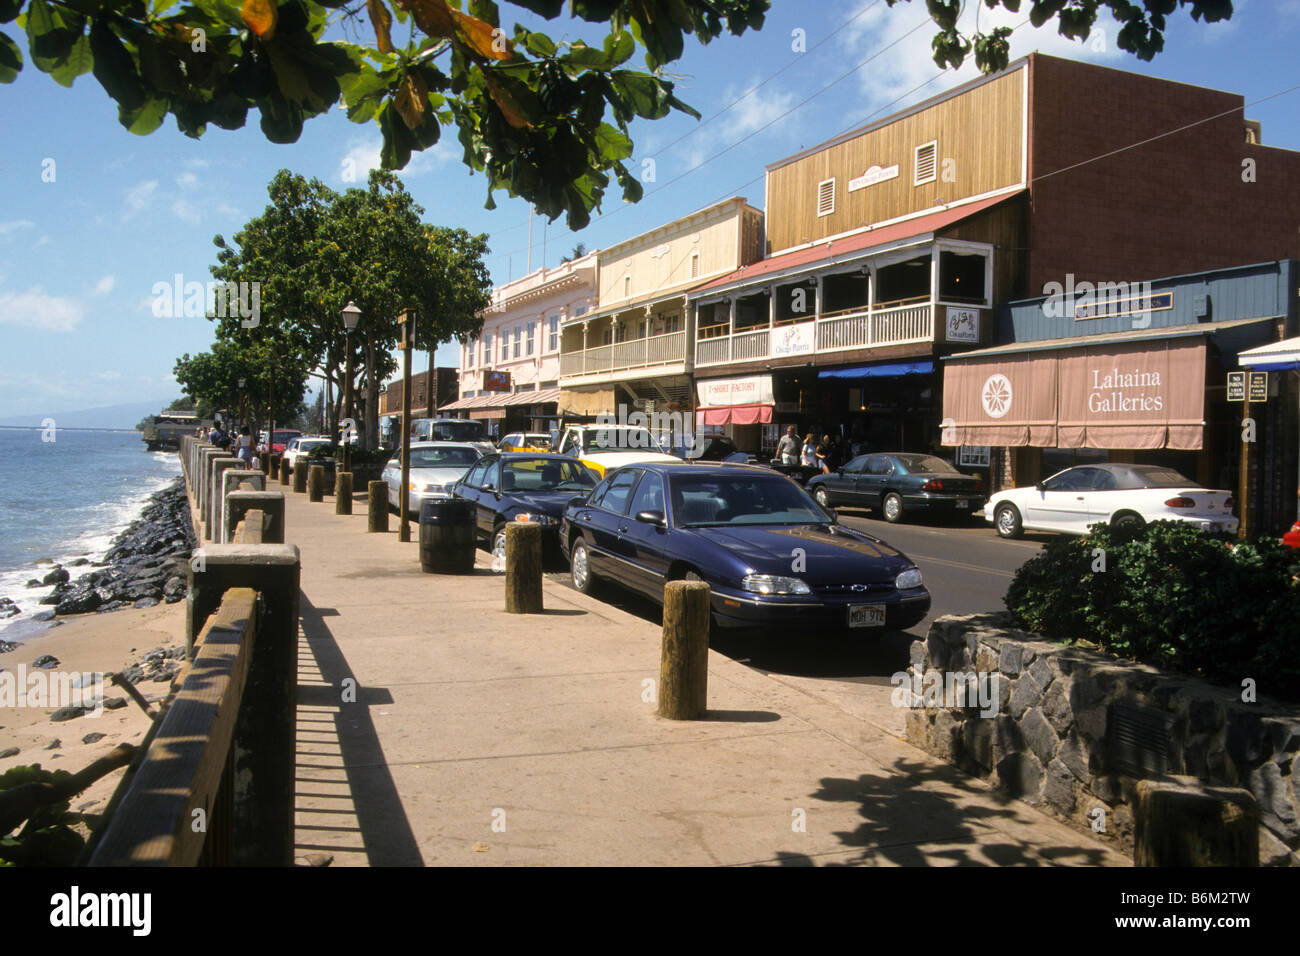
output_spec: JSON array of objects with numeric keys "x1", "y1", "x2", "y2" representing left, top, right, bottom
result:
[{"x1": 0, "y1": 428, "x2": 182, "y2": 634}]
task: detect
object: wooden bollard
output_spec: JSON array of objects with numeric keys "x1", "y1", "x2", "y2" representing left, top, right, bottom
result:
[
  {"x1": 268, "y1": 453, "x2": 280, "y2": 477},
  {"x1": 307, "y1": 464, "x2": 325, "y2": 502},
  {"x1": 335, "y1": 471, "x2": 353, "y2": 515},
  {"x1": 504, "y1": 522, "x2": 543, "y2": 614},
  {"x1": 292, "y1": 460, "x2": 307, "y2": 493},
  {"x1": 259, "y1": 454, "x2": 271, "y2": 476},
  {"x1": 1135, "y1": 779, "x2": 1259, "y2": 866},
  {"x1": 278, "y1": 458, "x2": 290, "y2": 486},
  {"x1": 368, "y1": 481, "x2": 389, "y2": 532},
  {"x1": 658, "y1": 581, "x2": 711, "y2": 720}
]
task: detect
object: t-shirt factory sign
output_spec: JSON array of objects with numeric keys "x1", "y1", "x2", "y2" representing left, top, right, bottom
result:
[{"x1": 942, "y1": 338, "x2": 1206, "y2": 450}]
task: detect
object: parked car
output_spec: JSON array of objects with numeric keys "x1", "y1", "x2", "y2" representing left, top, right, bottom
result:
[
  {"x1": 411, "y1": 418, "x2": 495, "y2": 455},
  {"x1": 985, "y1": 463, "x2": 1238, "y2": 538},
  {"x1": 560, "y1": 462, "x2": 931, "y2": 633},
  {"x1": 1283, "y1": 521, "x2": 1300, "y2": 548},
  {"x1": 453, "y1": 453, "x2": 599, "y2": 562},
  {"x1": 382, "y1": 442, "x2": 485, "y2": 516},
  {"x1": 282, "y1": 436, "x2": 333, "y2": 473},
  {"x1": 266, "y1": 428, "x2": 302, "y2": 454},
  {"x1": 497, "y1": 432, "x2": 553, "y2": 453},
  {"x1": 806, "y1": 453, "x2": 985, "y2": 524},
  {"x1": 555, "y1": 423, "x2": 681, "y2": 477}
]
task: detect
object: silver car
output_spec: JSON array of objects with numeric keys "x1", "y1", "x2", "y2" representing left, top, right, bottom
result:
[{"x1": 382, "y1": 442, "x2": 484, "y2": 516}]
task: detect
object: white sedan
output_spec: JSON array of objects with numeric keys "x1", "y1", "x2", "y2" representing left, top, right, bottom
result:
[
  {"x1": 986, "y1": 464, "x2": 1238, "y2": 538},
  {"x1": 382, "y1": 442, "x2": 484, "y2": 516},
  {"x1": 282, "y1": 436, "x2": 333, "y2": 473}
]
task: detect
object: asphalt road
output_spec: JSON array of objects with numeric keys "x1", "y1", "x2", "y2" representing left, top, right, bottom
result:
[{"x1": 545, "y1": 508, "x2": 1055, "y2": 730}]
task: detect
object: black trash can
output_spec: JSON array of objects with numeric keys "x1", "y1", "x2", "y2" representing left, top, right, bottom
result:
[{"x1": 418, "y1": 497, "x2": 477, "y2": 573}]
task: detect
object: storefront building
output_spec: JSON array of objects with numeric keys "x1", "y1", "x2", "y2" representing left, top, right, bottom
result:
[
  {"x1": 942, "y1": 260, "x2": 1300, "y2": 534},
  {"x1": 443, "y1": 252, "x2": 598, "y2": 436},
  {"x1": 558, "y1": 197, "x2": 764, "y2": 426}
]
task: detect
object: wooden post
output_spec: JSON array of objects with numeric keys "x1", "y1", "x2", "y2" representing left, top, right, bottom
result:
[
  {"x1": 1135, "y1": 779, "x2": 1259, "y2": 866},
  {"x1": 504, "y1": 522, "x2": 543, "y2": 613},
  {"x1": 292, "y1": 460, "x2": 307, "y2": 493},
  {"x1": 368, "y1": 481, "x2": 389, "y2": 532},
  {"x1": 658, "y1": 581, "x2": 710, "y2": 720},
  {"x1": 308, "y1": 464, "x2": 325, "y2": 502},
  {"x1": 259, "y1": 454, "x2": 270, "y2": 476},
  {"x1": 335, "y1": 471, "x2": 353, "y2": 515},
  {"x1": 398, "y1": 309, "x2": 415, "y2": 542},
  {"x1": 268, "y1": 453, "x2": 280, "y2": 478},
  {"x1": 278, "y1": 457, "x2": 290, "y2": 486},
  {"x1": 1238, "y1": 397, "x2": 1251, "y2": 540}
]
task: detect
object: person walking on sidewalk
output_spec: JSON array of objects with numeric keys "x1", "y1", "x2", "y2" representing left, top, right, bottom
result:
[{"x1": 776, "y1": 425, "x2": 800, "y2": 466}]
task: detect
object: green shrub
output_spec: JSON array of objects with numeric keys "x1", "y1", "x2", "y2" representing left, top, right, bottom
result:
[{"x1": 1005, "y1": 521, "x2": 1300, "y2": 699}]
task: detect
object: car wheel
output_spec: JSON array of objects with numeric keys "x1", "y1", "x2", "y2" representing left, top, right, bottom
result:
[
  {"x1": 995, "y1": 503, "x2": 1023, "y2": 539},
  {"x1": 882, "y1": 492, "x2": 904, "y2": 523},
  {"x1": 813, "y1": 487, "x2": 830, "y2": 508},
  {"x1": 492, "y1": 526, "x2": 508, "y2": 562},
  {"x1": 1112, "y1": 512, "x2": 1145, "y2": 532},
  {"x1": 571, "y1": 537, "x2": 597, "y2": 594}
]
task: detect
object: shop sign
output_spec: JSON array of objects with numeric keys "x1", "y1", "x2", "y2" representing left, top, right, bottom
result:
[
  {"x1": 696, "y1": 375, "x2": 775, "y2": 408},
  {"x1": 771, "y1": 322, "x2": 815, "y2": 358},
  {"x1": 848, "y1": 164, "x2": 899, "y2": 192},
  {"x1": 483, "y1": 370, "x2": 512, "y2": 392},
  {"x1": 945, "y1": 307, "x2": 979, "y2": 343}
]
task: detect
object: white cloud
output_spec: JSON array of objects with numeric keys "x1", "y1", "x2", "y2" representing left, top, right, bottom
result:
[
  {"x1": 336, "y1": 135, "x2": 450, "y2": 186},
  {"x1": 680, "y1": 79, "x2": 801, "y2": 170},
  {"x1": 93, "y1": 370, "x2": 122, "y2": 381},
  {"x1": 0, "y1": 286, "x2": 86, "y2": 332},
  {"x1": 171, "y1": 198, "x2": 203, "y2": 224},
  {"x1": 182, "y1": 158, "x2": 211, "y2": 169},
  {"x1": 176, "y1": 171, "x2": 199, "y2": 188},
  {"x1": 91, "y1": 275, "x2": 116, "y2": 296},
  {"x1": 35, "y1": 235, "x2": 52, "y2": 247},
  {"x1": 123, "y1": 179, "x2": 159, "y2": 219},
  {"x1": 0, "y1": 219, "x2": 35, "y2": 237}
]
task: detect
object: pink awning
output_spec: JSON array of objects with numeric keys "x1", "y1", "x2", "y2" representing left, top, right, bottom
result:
[{"x1": 700, "y1": 403, "x2": 773, "y2": 426}]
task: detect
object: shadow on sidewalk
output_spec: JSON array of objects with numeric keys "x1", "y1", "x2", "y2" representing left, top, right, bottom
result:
[
  {"x1": 295, "y1": 592, "x2": 425, "y2": 866},
  {"x1": 769, "y1": 756, "x2": 1116, "y2": 866}
]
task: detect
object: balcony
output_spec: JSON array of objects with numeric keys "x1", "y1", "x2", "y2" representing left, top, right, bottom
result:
[
  {"x1": 560, "y1": 330, "x2": 687, "y2": 378},
  {"x1": 695, "y1": 300, "x2": 934, "y2": 368}
]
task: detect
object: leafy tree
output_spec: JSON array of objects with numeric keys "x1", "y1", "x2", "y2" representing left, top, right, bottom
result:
[
  {"x1": 173, "y1": 335, "x2": 309, "y2": 436},
  {"x1": 0, "y1": 2, "x2": 1231, "y2": 229},
  {"x1": 559, "y1": 241, "x2": 586, "y2": 262}
]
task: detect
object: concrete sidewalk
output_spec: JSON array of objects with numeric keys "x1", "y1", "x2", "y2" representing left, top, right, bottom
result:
[{"x1": 282, "y1": 487, "x2": 1129, "y2": 867}]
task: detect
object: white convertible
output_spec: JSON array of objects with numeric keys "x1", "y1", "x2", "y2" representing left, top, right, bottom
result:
[{"x1": 985, "y1": 463, "x2": 1238, "y2": 538}]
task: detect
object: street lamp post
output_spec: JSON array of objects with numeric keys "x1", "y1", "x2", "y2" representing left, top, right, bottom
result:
[
  {"x1": 398, "y1": 309, "x2": 416, "y2": 542},
  {"x1": 341, "y1": 301, "x2": 361, "y2": 478}
]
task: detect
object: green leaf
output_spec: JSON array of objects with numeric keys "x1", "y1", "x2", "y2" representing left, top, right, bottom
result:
[
  {"x1": 523, "y1": 30, "x2": 555, "y2": 57},
  {"x1": 46, "y1": 30, "x2": 89, "y2": 85},
  {"x1": 26, "y1": 0, "x2": 84, "y2": 72},
  {"x1": 0, "y1": 1, "x2": 23, "y2": 24},
  {"x1": 89, "y1": 19, "x2": 146, "y2": 110},
  {"x1": 119, "y1": 94, "x2": 167, "y2": 134},
  {"x1": 590, "y1": 121, "x2": 632, "y2": 161},
  {"x1": 0, "y1": 30, "x2": 21, "y2": 82}
]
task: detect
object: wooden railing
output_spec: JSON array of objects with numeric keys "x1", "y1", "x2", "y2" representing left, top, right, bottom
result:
[{"x1": 559, "y1": 331, "x2": 686, "y2": 377}]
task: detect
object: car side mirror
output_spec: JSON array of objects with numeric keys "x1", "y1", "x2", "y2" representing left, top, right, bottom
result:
[
  {"x1": 1035, "y1": 481, "x2": 1045, "y2": 491},
  {"x1": 635, "y1": 510, "x2": 666, "y2": 527},
  {"x1": 567, "y1": 495, "x2": 588, "y2": 508}
]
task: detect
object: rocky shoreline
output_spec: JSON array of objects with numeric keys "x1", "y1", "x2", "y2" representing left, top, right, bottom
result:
[{"x1": 2, "y1": 476, "x2": 195, "y2": 627}]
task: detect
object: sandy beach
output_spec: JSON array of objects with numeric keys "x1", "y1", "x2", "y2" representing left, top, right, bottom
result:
[{"x1": 0, "y1": 600, "x2": 188, "y2": 831}]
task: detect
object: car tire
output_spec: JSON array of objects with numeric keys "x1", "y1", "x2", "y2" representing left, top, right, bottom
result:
[
  {"x1": 492, "y1": 526, "x2": 508, "y2": 562},
  {"x1": 813, "y1": 487, "x2": 830, "y2": 508},
  {"x1": 1112, "y1": 512, "x2": 1145, "y2": 532},
  {"x1": 995, "y1": 503, "x2": 1023, "y2": 539},
  {"x1": 571, "y1": 537, "x2": 598, "y2": 594},
  {"x1": 882, "y1": 492, "x2": 904, "y2": 523}
]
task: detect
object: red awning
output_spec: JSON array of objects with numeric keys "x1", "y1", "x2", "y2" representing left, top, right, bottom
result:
[{"x1": 700, "y1": 403, "x2": 773, "y2": 426}]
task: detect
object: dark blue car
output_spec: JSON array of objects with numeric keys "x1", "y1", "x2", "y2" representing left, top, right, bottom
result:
[
  {"x1": 453, "y1": 453, "x2": 598, "y2": 562},
  {"x1": 560, "y1": 461, "x2": 931, "y2": 632}
]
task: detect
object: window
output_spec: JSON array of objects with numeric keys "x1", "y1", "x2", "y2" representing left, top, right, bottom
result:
[
  {"x1": 482, "y1": 333, "x2": 492, "y2": 365},
  {"x1": 481, "y1": 460, "x2": 500, "y2": 490},
  {"x1": 548, "y1": 316, "x2": 559, "y2": 351},
  {"x1": 627, "y1": 472, "x2": 665, "y2": 517},
  {"x1": 526, "y1": 321, "x2": 535, "y2": 355},
  {"x1": 512, "y1": 327, "x2": 521, "y2": 358},
  {"x1": 598, "y1": 469, "x2": 641, "y2": 515},
  {"x1": 463, "y1": 460, "x2": 490, "y2": 488},
  {"x1": 624, "y1": 275, "x2": 632, "y2": 299},
  {"x1": 690, "y1": 252, "x2": 700, "y2": 278},
  {"x1": 914, "y1": 140, "x2": 937, "y2": 186},
  {"x1": 816, "y1": 178, "x2": 835, "y2": 217}
]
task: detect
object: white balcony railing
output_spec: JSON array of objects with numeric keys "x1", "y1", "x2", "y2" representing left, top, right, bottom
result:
[
  {"x1": 695, "y1": 302, "x2": 936, "y2": 367},
  {"x1": 559, "y1": 331, "x2": 686, "y2": 378}
]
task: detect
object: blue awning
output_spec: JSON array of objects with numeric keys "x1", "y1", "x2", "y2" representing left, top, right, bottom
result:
[{"x1": 818, "y1": 360, "x2": 934, "y2": 380}]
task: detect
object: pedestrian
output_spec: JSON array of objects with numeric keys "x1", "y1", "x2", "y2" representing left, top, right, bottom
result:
[
  {"x1": 776, "y1": 425, "x2": 800, "y2": 466},
  {"x1": 235, "y1": 425, "x2": 253, "y2": 464},
  {"x1": 816, "y1": 434, "x2": 833, "y2": 474},
  {"x1": 801, "y1": 432, "x2": 818, "y2": 468}
]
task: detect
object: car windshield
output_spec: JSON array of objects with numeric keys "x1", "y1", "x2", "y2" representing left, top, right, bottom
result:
[
  {"x1": 523, "y1": 434, "x2": 552, "y2": 447},
  {"x1": 670, "y1": 474, "x2": 829, "y2": 527},
  {"x1": 428, "y1": 421, "x2": 488, "y2": 443},
  {"x1": 502, "y1": 459, "x2": 596, "y2": 493},
  {"x1": 892, "y1": 454, "x2": 954, "y2": 475},
  {"x1": 407, "y1": 447, "x2": 480, "y2": 468},
  {"x1": 587, "y1": 427, "x2": 667, "y2": 454}
]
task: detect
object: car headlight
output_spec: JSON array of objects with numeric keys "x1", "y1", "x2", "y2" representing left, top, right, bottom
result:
[
  {"x1": 895, "y1": 567, "x2": 923, "y2": 590},
  {"x1": 513, "y1": 513, "x2": 557, "y2": 526},
  {"x1": 741, "y1": 574, "x2": 811, "y2": 595},
  {"x1": 411, "y1": 481, "x2": 444, "y2": 494}
]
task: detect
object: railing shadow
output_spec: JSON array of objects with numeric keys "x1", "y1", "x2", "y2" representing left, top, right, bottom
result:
[{"x1": 295, "y1": 593, "x2": 425, "y2": 866}]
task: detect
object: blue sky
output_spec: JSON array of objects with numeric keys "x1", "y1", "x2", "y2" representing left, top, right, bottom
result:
[{"x1": 1, "y1": 0, "x2": 1297, "y2": 419}]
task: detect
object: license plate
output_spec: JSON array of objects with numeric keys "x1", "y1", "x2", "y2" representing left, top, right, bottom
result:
[
  {"x1": 956, "y1": 500, "x2": 968, "y2": 509},
  {"x1": 849, "y1": 604, "x2": 886, "y2": 628}
]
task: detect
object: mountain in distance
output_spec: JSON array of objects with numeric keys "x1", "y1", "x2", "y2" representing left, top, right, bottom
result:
[{"x1": 0, "y1": 399, "x2": 180, "y2": 431}]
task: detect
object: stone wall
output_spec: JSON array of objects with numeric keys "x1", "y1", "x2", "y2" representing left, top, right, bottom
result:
[{"x1": 904, "y1": 612, "x2": 1300, "y2": 866}]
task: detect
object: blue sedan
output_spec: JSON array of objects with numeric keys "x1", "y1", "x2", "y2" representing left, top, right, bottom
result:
[{"x1": 560, "y1": 462, "x2": 931, "y2": 633}]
